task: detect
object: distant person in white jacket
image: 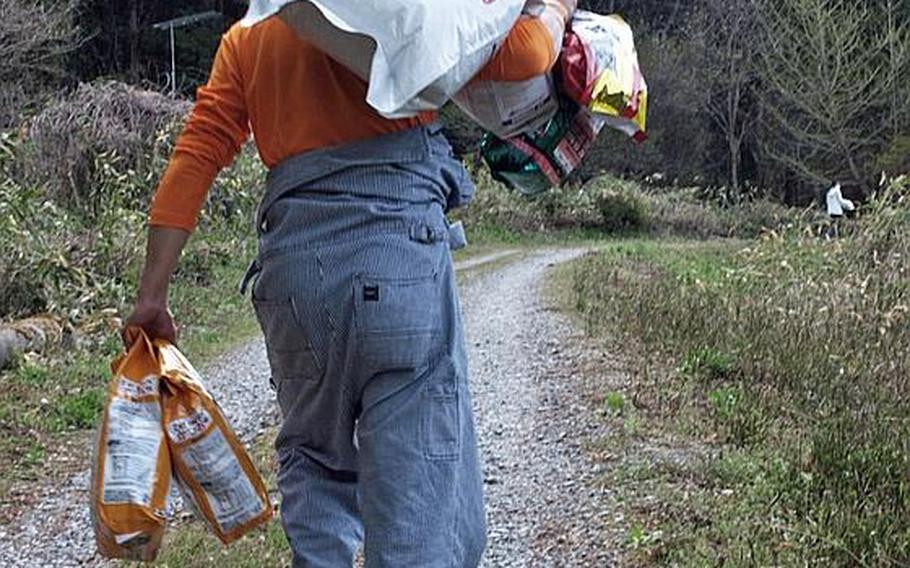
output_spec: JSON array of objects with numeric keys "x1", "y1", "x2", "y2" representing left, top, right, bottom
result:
[{"x1": 825, "y1": 182, "x2": 855, "y2": 238}]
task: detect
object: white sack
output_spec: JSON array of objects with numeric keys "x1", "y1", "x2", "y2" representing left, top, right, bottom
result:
[
  {"x1": 453, "y1": 75, "x2": 559, "y2": 139},
  {"x1": 452, "y1": 0, "x2": 575, "y2": 138},
  {"x1": 243, "y1": 0, "x2": 525, "y2": 118}
]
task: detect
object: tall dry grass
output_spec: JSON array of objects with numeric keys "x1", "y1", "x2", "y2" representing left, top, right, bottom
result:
[
  {"x1": 21, "y1": 81, "x2": 191, "y2": 210},
  {"x1": 571, "y1": 176, "x2": 910, "y2": 564},
  {"x1": 0, "y1": 82, "x2": 261, "y2": 322}
]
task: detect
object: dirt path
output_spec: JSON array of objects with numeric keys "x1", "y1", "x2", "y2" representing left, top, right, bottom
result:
[
  {"x1": 464, "y1": 249, "x2": 624, "y2": 567},
  {"x1": 0, "y1": 247, "x2": 628, "y2": 567}
]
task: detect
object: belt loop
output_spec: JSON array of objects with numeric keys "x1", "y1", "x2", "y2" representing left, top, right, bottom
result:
[
  {"x1": 447, "y1": 220, "x2": 468, "y2": 251},
  {"x1": 408, "y1": 224, "x2": 435, "y2": 244},
  {"x1": 239, "y1": 258, "x2": 262, "y2": 296}
]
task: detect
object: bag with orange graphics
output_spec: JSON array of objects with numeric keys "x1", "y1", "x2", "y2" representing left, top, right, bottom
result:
[
  {"x1": 156, "y1": 340, "x2": 272, "y2": 544},
  {"x1": 91, "y1": 333, "x2": 171, "y2": 561},
  {"x1": 92, "y1": 331, "x2": 271, "y2": 560}
]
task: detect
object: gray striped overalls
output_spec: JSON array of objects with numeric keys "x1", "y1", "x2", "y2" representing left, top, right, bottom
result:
[{"x1": 241, "y1": 125, "x2": 486, "y2": 567}]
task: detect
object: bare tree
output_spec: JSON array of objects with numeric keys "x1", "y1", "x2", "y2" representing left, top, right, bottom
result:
[
  {"x1": 756, "y1": 0, "x2": 908, "y2": 195},
  {"x1": 0, "y1": 0, "x2": 79, "y2": 127},
  {"x1": 694, "y1": 0, "x2": 760, "y2": 199},
  {"x1": 129, "y1": 0, "x2": 141, "y2": 83},
  {"x1": 884, "y1": 0, "x2": 910, "y2": 139}
]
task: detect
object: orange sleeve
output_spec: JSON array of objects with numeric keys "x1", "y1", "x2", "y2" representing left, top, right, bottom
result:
[
  {"x1": 149, "y1": 30, "x2": 250, "y2": 231},
  {"x1": 475, "y1": 16, "x2": 556, "y2": 83}
]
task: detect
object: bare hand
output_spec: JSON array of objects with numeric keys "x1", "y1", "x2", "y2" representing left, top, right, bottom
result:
[{"x1": 123, "y1": 299, "x2": 177, "y2": 346}]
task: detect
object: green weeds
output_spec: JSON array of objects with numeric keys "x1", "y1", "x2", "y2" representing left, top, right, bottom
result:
[
  {"x1": 604, "y1": 392, "x2": 626, "y2": 415},
  {"x1": 0, "y1": 130, "x2": 265, "y2": 500},
  {"x1": 569, "y1": 177, "x2": 910, "y2": 566},
  {"x1": 51, "y1": 389, "x2": 106, "y2": 430},
  {"x1": 679, "y1": 347, "x2": 736, "y2": 380}
]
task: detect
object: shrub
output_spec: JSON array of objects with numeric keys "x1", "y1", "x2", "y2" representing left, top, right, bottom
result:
[
  {"x1": 22, "y1": 81, "x2": 191, "y2": 211},
  {"x1": 0, "y1": 84, "x2": 264, "y2": 322},
  {"x1": 0, "y1": 150, "x2": 152, "y2": 320},
  {"x1": 458, "y1": 170, "x2": 796, "y2": 241},
  {"x1": 458, "y1": 170, "x2": 653, "y2": 237},
  {"x1": 595, "y1": 189, "x2": 651, "y2": 233},
  {"x1": 587, "y1": 177, "x2": 796, "y2": 239}
]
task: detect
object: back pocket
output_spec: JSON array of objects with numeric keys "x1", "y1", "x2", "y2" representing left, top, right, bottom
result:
[
  {"x1": 254, "y1": 297, "x2": 322, "y2": 383},
  {"x1": 354, "y1": 272, "x2": 443, "y2": 372}
]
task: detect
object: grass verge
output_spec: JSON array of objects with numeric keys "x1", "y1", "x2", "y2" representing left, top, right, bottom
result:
[
  {"x1": 0, "y1": 143, "x2": 264, "y2": 510},
  {"x1": 0, "y1": 238, "x2": 260, "y2": 510},
  {"x1": 564, "y1": 178, "x2": 910, "y2": 566}
]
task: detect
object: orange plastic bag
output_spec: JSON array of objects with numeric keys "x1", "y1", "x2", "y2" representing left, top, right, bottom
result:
[
  {"x1": 156, "y1": 340, "x2": 272, "y2": 544},
  {"x1": 91, "y1": 333, "x2": 171, "y2": 561},
  {"x1": 92, "y1": 331, "x2": 272, "y2": 560}
]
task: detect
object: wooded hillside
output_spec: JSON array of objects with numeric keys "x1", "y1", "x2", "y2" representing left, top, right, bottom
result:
[{"x1": 8, "y1": 0, "x2": 906, "y2": 204}]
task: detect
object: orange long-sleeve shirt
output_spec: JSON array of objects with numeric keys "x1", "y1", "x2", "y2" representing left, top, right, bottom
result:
[{"x1": 150, "y1": 16, "x2": 555, "y2": 231}]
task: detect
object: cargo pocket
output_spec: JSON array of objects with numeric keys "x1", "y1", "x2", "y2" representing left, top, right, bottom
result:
[
  {"x1": 253, "y1": 297, "x2": 322, "y2": 384},
  {"x1": 354, "y1": 271, "x2": 444, "y2": 372},
  {"x1": 423, "y1": 356, "x2": 461, "y2": 461}
]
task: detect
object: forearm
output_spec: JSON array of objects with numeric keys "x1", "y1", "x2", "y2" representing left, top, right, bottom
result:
[
  {"x1": 124, "y1": 31, "x2": 246, "y2": 344},
  {"x1": 137, "y1": 226, "x2": 191, "y2": 304}
]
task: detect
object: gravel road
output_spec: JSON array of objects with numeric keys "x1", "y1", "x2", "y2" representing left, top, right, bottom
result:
[
  {"x1": 0, "y1": 247, "x2": 620, "y2": 567},
  {"x1": 466, "y1": 249, "x2": 619, "y2": 567}
]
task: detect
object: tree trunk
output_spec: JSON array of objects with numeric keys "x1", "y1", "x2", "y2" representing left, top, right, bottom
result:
[
  {"x1": 128, "y1": 0, "x2": 140, "y2": 82},
  {"x1": 105, "y1": 0, "x2": 119, "y2": 75},
  {"x1": 731, "y1": 143, "x2": 741, "y2": 200},
  {"x1": 835, "y1": 131, "x2": 868, "y2": 196}
]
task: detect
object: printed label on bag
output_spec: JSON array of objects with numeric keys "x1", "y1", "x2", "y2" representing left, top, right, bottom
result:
[
  {"x1": 167, "y1": 409, "x2": 213, "y2": 444},
  {"x1": 552, "y1": 111, "x2": 606, "y2": 175},
  {"x1": 102, "y1": 398, "x2": 163, "y2": 505},
  {"x1": 116, "y1": 375, "x2": 159, "y2": 399},
  {"x1": 181, "y1": 428, "x2": 264, "y2": 532},
  {"x1": 493, "y1": 75, "x2": 557, "y2": 130},
  {"x1": 458, "y1": 74, "x2": 558, "y2": 137}
]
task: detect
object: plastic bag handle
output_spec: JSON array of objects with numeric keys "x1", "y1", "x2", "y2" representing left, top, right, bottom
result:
[{"x1": 110, "y1": 326, "x2": 157, "y2": 375}]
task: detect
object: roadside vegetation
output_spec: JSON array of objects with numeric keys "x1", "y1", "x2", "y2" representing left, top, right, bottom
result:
[
  {"x1": 454, "y1": 167, "x2": 794, "y2": 243},
  {"x1": 567, "y1": 177, "x2": 910, "y2": 565},
  {"x1": 0, "y1": 82, "x2": 263, "y2": 505}
]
